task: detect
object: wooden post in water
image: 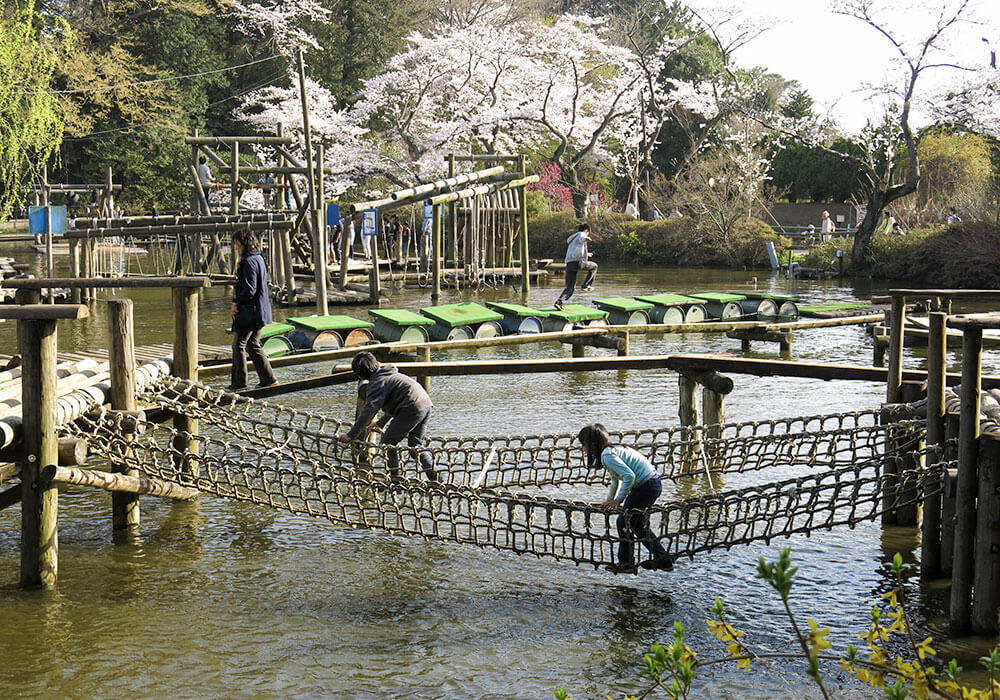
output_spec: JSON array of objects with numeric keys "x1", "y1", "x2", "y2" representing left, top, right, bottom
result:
[
  {"x1": 973, "y1": 435, "x2": 1000, "y2": 632},
  {"x1": 313, "y1": 143, "x2": 329, "y2": 315},
  {"x1": 941, "y1": 415, "x2": 959, "y2": 576},
  {"x1": 678, "y1": 374, "x2": 703, "y2": 474},
  {"x1": 417, "y1": 346, "x2": 430, "y2": 392},
  {"x1": 10, "y1": 303, "x2": 89, "y2": 587},
  {"x1": 894, "y1": 381, "x2": 925, "y2": 526},
  {"x1": 447, "y1": 154, "x2": 457, "y2": 272},
  {"x1": 922, "y1": 312, "x2": 947, "y2": 577},
  {"x1": 68, "y1": 240, "x2": 82, "y2": 304},
  {"x1": 617, "y1": 331, "x2": 629, "y2": 357},
  {"x1": 108, "y1": 298, "x2": 140, "y2": 531},
  {"x1": 950, "y1": 324, "x2": 982, "y2": 632},
  {"x1": 518, "y1": 154, "x2": 530, "y2": 296},
  {"x1": 886, "y1": 295, "x2": 905, "y2": 403},
  {"x1": 172, "y1": 287, "x2": 200, "y2": 478}
]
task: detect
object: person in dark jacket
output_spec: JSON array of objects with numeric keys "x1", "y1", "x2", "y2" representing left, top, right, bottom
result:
[
  {"x1": 338, "y1": 351, "x2": 437, "y2": 482},
  {"x1": 229, "y1": 229, "x2": 277, "y2": 391}
]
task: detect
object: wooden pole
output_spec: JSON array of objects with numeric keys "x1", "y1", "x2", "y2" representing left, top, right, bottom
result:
[
  {"x1": 950, "y1": 325, "x2": 982, "y2": 632},
  {"x1": 432, "y1": 203, "x2": 442, "y2": 302},
  {"x1": 972, "y1": 436, "x2": 1000, "y2": 632},
  {"x1": 108, "y1": 298, "x2": 140, "y2": 531},
  {"x1": 448, "y1": 154, "x2": 458, "y2": 273},
  {"x1": 617, "y1": 330, "x2": 630, "y2": 357},
  {"x1": 895, "y1": 381, "x2": 924, "y2": 526},
  {"x1": 231, "y1": 141, "x2": 240, "y2": 216},
  {"x1": 172, "y1": 288, "x2": 200, "y2": 478},
  {"x1": 68, "y1": 239, "x2": 82, "y2": 304},
  {"x1": 703, "y1": 385, "x2": 726, "y2": 471},
  {"x1": 313, "y1": 143, "x2": 328, "y2": 315},
  {"x1": 678, "y1": 374, "x2": 702, "y2": 474},
  {"x1": 19, "y1": 317, "x2": 59, "y2": 587},
  {"x1": 296, "y1": 49, "x2": 325, "y2": 314},
  {"x1": 417, "y1": 346, "x2": 430, "y2": 392},
  {"x1": 942, "y1": 416, "x2": 960, "y2": 576},
  {"x1": 887, "y1": 295, "x2": 905, "y2": 403},
  {"x1": 42, "y1": 465, "x2": 198, "y2": 500},
  {"x1": 518, "y1": 154, "x2": 529, "y2": 296},
  {"x1": 922, "y1": 311, "x2": 947, "y2": 577}
]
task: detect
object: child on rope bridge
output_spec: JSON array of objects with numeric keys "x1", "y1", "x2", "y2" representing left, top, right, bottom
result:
[{"x1": 577, "y1": 423, "x2": 672, "y2": 574}]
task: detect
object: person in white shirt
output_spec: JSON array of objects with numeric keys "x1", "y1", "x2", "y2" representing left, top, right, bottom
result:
[
  {"x1": 554, "y1": 223, "x2": 597, "y2": 310},
  {"x1": 197, "y1": 156, "x2": 214, "y2": 207},
  {"x1": 820, "y1": 210, "x2": 835, "y2": 241},
  {"x1": 624, "y1": 200, "x2": 639, "y2": 218},
  {"x1": 947, "y1": 207, "x2": 962, "y2": 224}
]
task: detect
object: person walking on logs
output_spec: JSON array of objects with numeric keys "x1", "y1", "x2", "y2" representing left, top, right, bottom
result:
[
  {"x1": 229, "y1": 229, "x2": 278, "y2": 392},
  {"x1": 553, "y1": 223, "x2": 597, "y2": 310},
  {"x1": 338, "y1": 351, "x2": 437, "y2": 483},
  {"x1": 577, "y1": 423, "x2": 672, "y2": 575},
  {"x1": 197, "y1": 156, "x2": 215, "y2": 209}
]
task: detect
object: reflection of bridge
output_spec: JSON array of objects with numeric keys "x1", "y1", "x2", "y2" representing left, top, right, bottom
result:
[{"x1": 2, "y1": 284, "x2": 1000, "y2": 636}]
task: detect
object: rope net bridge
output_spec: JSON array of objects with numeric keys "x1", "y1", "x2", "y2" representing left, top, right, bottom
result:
[{"x1": 61, "y1": 377, "x2": 951, "y2": 569}]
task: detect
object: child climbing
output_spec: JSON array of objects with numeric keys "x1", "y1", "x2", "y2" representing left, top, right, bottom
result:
[{"x1": 577, "y1": 423, "x2": 672, "y2": 574}]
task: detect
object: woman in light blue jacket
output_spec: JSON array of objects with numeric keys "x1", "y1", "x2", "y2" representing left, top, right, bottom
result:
[{"x1": 578, "y1": 423, "x2": 672, "y2": 574}]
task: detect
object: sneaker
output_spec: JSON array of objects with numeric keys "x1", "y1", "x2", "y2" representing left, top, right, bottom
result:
[
  {"x1": 640, "y1": 555, "x2": 674, "y2": 571},
  {"x1": 257, "y1": 379, "x2": 278, "y2": 388},
  {"x1": 224, "y1": 385, "x2": 247, "y2": 392},
  {"x1": 604, "y1": 563, "x2": 639, "y2": 575},
  {"x1": 553, "y1": 299, "x2": 564, "y2": 310},
  {"x1": 580, "y1": 285, "x2": 594, "y2": 291}
]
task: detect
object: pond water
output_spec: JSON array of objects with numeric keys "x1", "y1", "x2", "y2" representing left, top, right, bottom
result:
[{"x1": 1, "y1": 242, "x2": 998, "y2": 699}]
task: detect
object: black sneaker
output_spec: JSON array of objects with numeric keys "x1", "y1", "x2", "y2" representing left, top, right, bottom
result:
[
  {"x1": 225, "y1": 385, "x2": 247, "y2": 392},
  {"x1": 639, "y1": 555, "x2": 674, "y2": 571},
  {"x1": 605, "y1": 563, "x2": 638, "y2": 575},
  {"x1": 580, "y1": 285, "x2": 594, "y2": 291},
  {"x1": 553, "y1": 299, "x2": 564, "y2": 310}
]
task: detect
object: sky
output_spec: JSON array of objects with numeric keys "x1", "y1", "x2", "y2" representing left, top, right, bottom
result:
[{"x1": 703, "y1": 0, "x2": 1000, "y2": 133}]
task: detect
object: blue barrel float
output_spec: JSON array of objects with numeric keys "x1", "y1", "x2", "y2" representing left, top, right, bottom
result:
[
  {"x1": 259, "y1": 322, "x2": 295, "y2": 358},
  {"x1": 287, "y1": 315, "x2": 375, "y2": 351},
  {"x1": 538, "y1": 304, "x2": 609, "y2": 332},
  {"x1": 369, "y1": 309, "x2": 434, "y2": 343},
  {"x1": 420, "y1": 302, "x2": 504, "y2": 341},
  {"x1": 634, "y1": 294, "x2": 708, "y2": 324},
  {"x1": 734, "y1": 293, "x2": 800, "y2": 321},
  {"x1": 484, "y1": 301, "x2": 549, "y2": 334},
  {"x1": 690, "y1": 292, "x2": 746, "y2": 320},
  {"x1": 593, "y1": 297, "x2": 653, "y2": 325}
]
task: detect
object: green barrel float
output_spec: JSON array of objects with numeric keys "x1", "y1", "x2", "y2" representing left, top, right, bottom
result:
[
  {"x1": 635, "y1": 294, "x2": 706, "y2": 324},
  {"x1": 593, "y1": 297, "x2": 653, "y2": 325},
  {"x1": 690, "y1": 292, "x2": 746, "y2": 320},
  {"x1": 287, "y1": 315, "x2": 375, "y2": 351},
  {"x1": 369, "y1": 309, "x2": 433, "y2": 343},
  {"x1": 261, "y1": 334, "x2": 294, "y2": 358},
  {"x1": 484, "y1": 301, "x2": 550, "y2": 335},
  {"x1": 420, "y1": 302, "x2": 504, "y2": 341},
  {"x1": 540, "y1": 304, "x2": 609, "y2": 332}
]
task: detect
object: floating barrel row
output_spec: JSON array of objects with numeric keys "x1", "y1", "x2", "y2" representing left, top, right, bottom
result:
[{"x1": 254, "y1": 292, "x2": 801, "y2": 356}]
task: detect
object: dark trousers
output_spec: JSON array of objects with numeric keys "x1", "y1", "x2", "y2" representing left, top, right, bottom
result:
[
  {"x1": 557, "y1": 260, "x2": 598, "y2": 303},
  {"x1": 231, "y1": 325, "x2": 276, "y2": 389},
  {"x1": 380, "y1": 407, "x2": 436, "y2": 481},
  {"x1": 617, "y1": 477, "x2": 667, "y2": 566}
]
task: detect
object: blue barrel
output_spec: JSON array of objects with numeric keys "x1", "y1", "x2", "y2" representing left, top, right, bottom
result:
[
  {"x1": 475, "y1": 321, "x2": 504, "y2": 338},
  {"x1": 516, "y1": 317, "x2": 543, "y2": 334},
  {"x1": 684, "y1": 305, "x2": 707, "y2": 323},
  {"x1": 606, "y1": 309, "x2": 649, "y2": 325},
  {"x1": 649, "y1": 305, "x2": 685, "y2": 323},
  {"x1": 288, "y1": 328, "x2": 315, "y2": 350}
]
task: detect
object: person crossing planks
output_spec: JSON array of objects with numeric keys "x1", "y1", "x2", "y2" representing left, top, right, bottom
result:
[
  {"x1": 577, "y1": 423, "x2": 672, "y2": 574},
  {"x1": 553, "y1": 223, "x2": 597, "y2": 310}
]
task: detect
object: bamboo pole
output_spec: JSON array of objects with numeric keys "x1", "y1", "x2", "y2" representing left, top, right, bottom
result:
[
  {"x1": 448, "y1": 154, "x2": 457, "y2": 272},
  {"x1": 172, "y1": 288, "x2": 200, "y2": 478},
  {"x1": 313, "y1": 143, "x2": 328, "y2": 315},
  {"x1": 518, "y1": 154, "x2": 530, "y2": 296},
  {"x1": 389, "y1": 166, "x2": 505, "y2": 201},
  {"x1": 185, "y1": 136, "x2": 292, "y2": 146},
  {"x1": 68, "y1": 239, "x2": 82, "y2": 304},
  {"x1": 922, "y1": 311, "x2": 947, "y2": 577},
  {"x1": 950, "y1": 326, "x2": 982, "y2": 632},
  {"x1": 108, "y1": 298, "x2": 140, "y2": 531},
  {"x1": 432, "y1": 203, "x2": 442, "y2": 302},
  {"x1": 231, "y1": 141, "x2": 240, "y2": 216},
  {"x1": 42, "y1": 465, "x2": 198, "y2": 500}
]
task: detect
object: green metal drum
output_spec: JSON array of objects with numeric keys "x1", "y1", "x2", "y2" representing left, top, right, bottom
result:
[
  {"x1": 684, "y1": 305, "x2": 707, "y2": 323},
  {"x1": 262, "y1": 335, "x2": 293, "y2": 358}
]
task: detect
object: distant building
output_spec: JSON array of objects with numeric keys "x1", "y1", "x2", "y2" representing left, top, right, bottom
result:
[{"x1": 768, "y1": 203, "x2": 860, "y2": 232}]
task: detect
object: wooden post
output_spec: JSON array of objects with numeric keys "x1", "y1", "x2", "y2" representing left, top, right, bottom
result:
[
  {"x1": 108, "y1": 298, "x2": 140, "y2": 531},
  {"x1": 172, "y1": 287, "x2": 200, "y2": 478},
  {"x1": 432, "y1": 203, "x2": 442, "y2": 302},
  {"x1": 886, "y1": 295, "x2": 905, "y2": 403},
  {"x1": 68, "y1": 239, "x2": 82, "y2": 304},
  {"x1": 703, "y1": 385, "x2": 726, "y2": 471},
  {"x1": 19, "y1": 317, "x2": 59, "y2": 587},
  {"x1": 315, "y1": 143, "x2": 328, "y2": 315},
  {"x1": 231, "y1": 140, "x2": 240, "y2": 216},
  {"x1": 942, "y1": 416, "x2": 960, "y2": 576},
  {"x1": 950, "y1": 325, "x2": 982, "y2": 632},
  {"x1": 617, "y1": 330, "x2": 629, "y2": 357},
  {"x1": 417, "y1": 346, "x2": 430, "y2": 392},
  {"x1": 518, "y1": 154, "x2": 530, "y2": 296},
  {"x1": 678, "y1": 374, "x2": 703, "y2": 474},
  {"x1": 368, "y1": 262, "x2": 381, "y2": 306},
  {"x1": 895, "y1": 381, "x2": 925, "y2": 526},
  {"x1": 922, "y1": 311, "x2": 947, "y2": 577},
  {"x1": 296, "y1": 50, "x2": 326, "y2": 315},
  {"x1": 447, "y1": 154, "x2": 457, "y2": 271},
  {"x1": 972, "y1": 436, "x2": 1000, "y2": 632}
]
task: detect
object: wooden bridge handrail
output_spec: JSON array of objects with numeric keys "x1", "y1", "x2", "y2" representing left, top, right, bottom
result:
[
  {"x1": 1, "y1": 277, "x2": 212, "y2": 289},
  {"x1": 0, "y1": 304, "x2": 90, "y2": 320},
  {"x1": 947, "y1": 313, "x2": 1000, "y2": 330},
  {"x1": 889, "y1": 289, "x2": 1000, "y2": 301},
  {"x1": 64, "y1": 220, "x2": 293, "y2": 239},
  {"x1": 184, "y1": 135, "x2": 292, "y2": 145}
]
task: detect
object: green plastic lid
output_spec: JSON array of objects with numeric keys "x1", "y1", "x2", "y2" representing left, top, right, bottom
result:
[
  {"x1": 797, "y1": 302, "x2": 870, "y2": 313},
  {"x1": 592, "y1": 297, "x2": 655, "y2": 312},
  {"x1": 539, "y1": 304, "x2": 608, "y2": 323},
  {"x1": 690, "y1": 292, "x2": 747, "y2": 303},
  {"x1": 419, "y1": 302, "x2": 503, "y2": 327},
  {"x1": 635, "y1": 293, "x2": 703, "y2": 306},
  {"x1": 734, "y1": 292, "x2": 799, "y2": 302},
  {"x1": 287, "y1": 315, "x2": 374, "y2": 331},
  {"x1": 259, "y1": 322, "x2": 295, "y2": 339},
  {"x1": 485, "y1": 301, "x2": 550, "y2": 318},
  {"x1": 369, "y1": 309, "x2": 435, "y2": 326}
]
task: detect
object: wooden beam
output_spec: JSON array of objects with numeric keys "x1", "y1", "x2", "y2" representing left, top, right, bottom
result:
[
  {"x1": 42, "y1": 465, "x2": 198, "y2": 500},
  {"x1": 185, "y1": 136, "x2": 292, "y2": 146},
  {"x1": 0, "y1": 483, "x2": 20, "y2": 510},
  {"x1": 891, "y1": 289, "x2": 1000, "y2": 301},
  {"x1": 0, "y1": 305, "x2": 89, "y2": 320},
  {"x1": 65, "y1": 221, "x2": 293, "y2": 239},
  {"x1": 1, "y1": 277, "x2": 211, "y2": 289}
]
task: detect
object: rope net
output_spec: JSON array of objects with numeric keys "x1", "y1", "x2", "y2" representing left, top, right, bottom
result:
[{"x1": 61, "y1": 377, "x2": 947, "y2": 568}]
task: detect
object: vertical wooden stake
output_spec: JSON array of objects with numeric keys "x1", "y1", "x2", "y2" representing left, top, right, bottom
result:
[
  {"x1": 703, "y1": 386, "x2": 725, "y2": 471},
  {"x1": 886, "y1": 295, "x2": 905, "y2": 403},
  {"x1": 172, "y1": 287, "x2": 200, "y2": 478},
  {"x1": 950, "y1": 326, "x2": 982, "y2": 632},
  {"x1": 972, "y1": 437, "x2": 1000, "y2": 632},
  {"x1": 231, "y1": 141, "x2": 240, "y2": 216},
  {"x1": 417, "y1": 346, "x2": 430, "y2": 392},
  {"x1": 447, "y1": 154, "x2": 457, "y2": 272},
  {"x1": 108, "y1": 298, "x2": 140, "y2": 531},
  {"x1": 895, "y1": 381, "x2": 924, "y2": 526},
  {"x1": 922, "y1": 311, "x2": 947, "y2": 577},
  {"x1": 68, "y1": 239, "x2": 82, "y2": 304},
  {"x1": 432, "y1": 203, "x2": 442, "y2": 302},
  {"x1": 678, "y1": 374, "x2": 703, "y2": 474},
  {"x1": 313, "y1": 143, "x2": 328, "y2": 315},
  {"x1": 518, "y1": 154, "x2": 530, "y2": 296},
  {"x1": 19, "y1": 318, "x2": 59, "y2": 587},
  {"x1": 617, "y1": 330, "x2": 629, "y2": 357},
  {"x1": 941, "y1": 415, "x2": 960, "y2": 576}
]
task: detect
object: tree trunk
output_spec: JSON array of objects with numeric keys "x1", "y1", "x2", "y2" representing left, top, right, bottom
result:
[
  {"x1": 561, "y1": 166, "x2": 587, "y2": 218},
  {"x1": 851, "y1": 182, "x2": 916, "y2": 267}
]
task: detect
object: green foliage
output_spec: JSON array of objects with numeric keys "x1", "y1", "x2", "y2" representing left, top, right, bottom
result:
[
  {"x1": 528, "y1": 212, "x2": 790, "y2": 269},
  {"x1": 559, "y1": 549, "x2": 1000, "y2": 699},
  {"x1": 0, "y1": 0, "x2": 66, "y2": 219},
  {"x1": 864, "y1": 222, "x2": 1000, "y2": 287},
  {"x1": 524, "y1": 189, "x2": 550, "y2": 220},
  {"x1": 769, "y1": 138, "x2": 867, "y2": 203}
]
